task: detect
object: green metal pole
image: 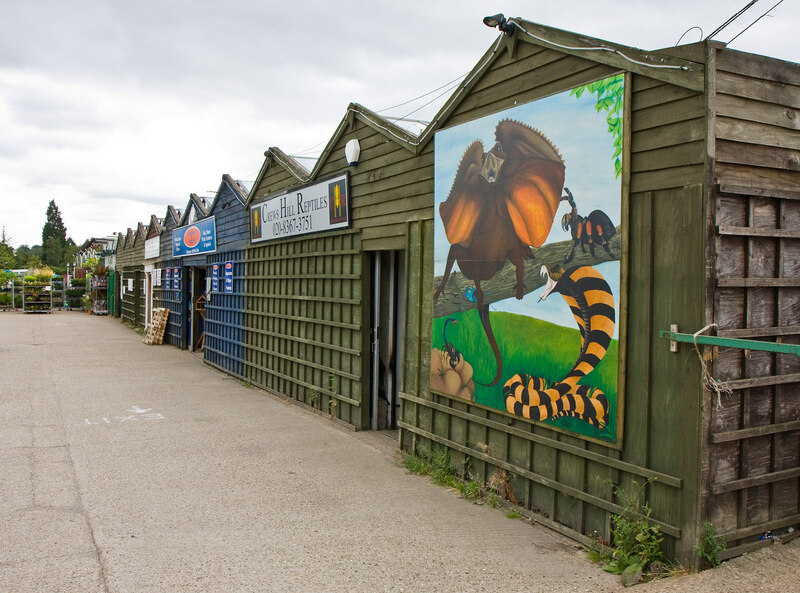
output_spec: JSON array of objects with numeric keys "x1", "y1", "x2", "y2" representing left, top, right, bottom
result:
[{"x1": 659, "y1": 330, "x2": 800, "y2": 357}]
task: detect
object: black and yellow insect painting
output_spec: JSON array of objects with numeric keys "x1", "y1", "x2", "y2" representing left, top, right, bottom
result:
[{"x1": 431, "y1": 75, "x2": 624, "y2": 444}]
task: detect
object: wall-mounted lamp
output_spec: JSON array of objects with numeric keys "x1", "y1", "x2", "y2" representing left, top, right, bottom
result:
[
  {"x1": 483, "y1": 13, "x2": 515, "y2": 35},
  {"x1": 345, "y1": 139, "x2": 361, "y2": 167}
]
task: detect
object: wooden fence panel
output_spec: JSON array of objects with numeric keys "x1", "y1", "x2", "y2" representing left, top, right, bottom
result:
[
  {"x1": 244, "y1": 230, "x2": 365, "y2": 428},
  {"x1": 709, "y1": 185, "x2": 800, "y2": 555}
]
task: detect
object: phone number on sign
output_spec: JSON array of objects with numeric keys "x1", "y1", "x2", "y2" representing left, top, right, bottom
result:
[{"x1": 273, "y1": 214, "x2": 312, "y2": 236}]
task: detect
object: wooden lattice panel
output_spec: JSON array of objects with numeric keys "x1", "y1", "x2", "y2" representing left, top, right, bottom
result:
[{"x1": 708, "y1": 185, "x2": 800, "y2": 552}]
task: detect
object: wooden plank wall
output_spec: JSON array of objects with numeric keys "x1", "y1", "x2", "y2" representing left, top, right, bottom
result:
[
  {"x1": 205, "y1": 251, "x2": 246, "y2": 378},
  {"x1": 399, "y1": 40, "x2": 708, "y2": 561},
  {"x1": 157, "y1": 217, "x2": 183, "y2": 348},
  {"x1": 242, "y1": 114, "x2": 431, "y2": 428},
  {"x1": 117, "y1": 234, "x2": 145, "y2": 328},
  {"x1": 204, "y1": 183, "x2": 249, "y2": 378},
  {"x1": 159, "y1": 258, "x2": 184, "y2": 348},
  {"x1": 705, "y1": 48, "x2": 800, "y2": 557},
  {"x1": 310, "y1": 116, "x2": 433, "y2": 251}
]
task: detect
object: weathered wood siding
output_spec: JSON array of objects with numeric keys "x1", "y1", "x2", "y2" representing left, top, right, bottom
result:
[
  {"x1": 399, "y1": 38, "x2": 707, "y2": 561},
  {"x1": 159, "y1": 217, "x2": 184, "y2": 348},
  {"x1": 704, "y1": 48, "x2": 800, "y2": 557},
  {"x1": 118, "y1": 231, "x2": 145, "y2": 328},
  {"x1": 244, "y1": 113, "x2": 430, "y2": 428},
  {"x1": 316, "y1": 118, "x2": 433, "y2": 251},
  {"x1": 244, "y1": 154, "x2": 363, "y2": 424},
  {"x1": 204, "y1": 181, "x2": 249, "y2": 378},
  {"x1": 245, "y1": 230, "x2": 366, "y2": 425}
]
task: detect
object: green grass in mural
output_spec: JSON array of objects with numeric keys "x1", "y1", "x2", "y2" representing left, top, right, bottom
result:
[{"x1": 432, "y1": 310, "x2": 618, "y2": 442}]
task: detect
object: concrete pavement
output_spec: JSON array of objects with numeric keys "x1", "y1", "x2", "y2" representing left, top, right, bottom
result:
[{"x1": 1, "y1": 311, "x2": 624, "y2": 592}]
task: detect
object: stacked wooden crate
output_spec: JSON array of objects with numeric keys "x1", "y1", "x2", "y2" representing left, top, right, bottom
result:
[{"x1": 143, "y1": 308, "x2": 170, "y2": 345}]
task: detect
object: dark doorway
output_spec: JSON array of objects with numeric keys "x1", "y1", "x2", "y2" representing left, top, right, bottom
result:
[
  {"x1": 188, "y1": 266, "x2": 207, "y2": 352},
  {"x1": 370, "y1": 250, "x2": 405, "y2": 431}
]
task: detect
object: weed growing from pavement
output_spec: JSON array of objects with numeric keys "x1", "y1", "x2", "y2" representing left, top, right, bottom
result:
[
  {"x1": 124, "y1": 320, "x2": 145, "y2": 335},
  {"x1": 327, "y1": 372, "x2": 339, "y2": 418},
  {"x1": 695, "y1": 521, "x2": 726, "y2": 568},
  {"x1": 488, "y1": 467, "x2": 519, "y2": 505},
  {"x1": 506, "y1": 510, "x2": 524, "y2": 520},
  {"x1": 588, "y1": 478, "x2": 666, "y2": 586},
  {"x1": 402, "y1": 446, "x2": 521, "y2": 508}
]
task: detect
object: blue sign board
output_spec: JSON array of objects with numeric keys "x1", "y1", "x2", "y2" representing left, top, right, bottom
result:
[
  {"x1": 172, "y1": 216, "x2": 217, "y2": 257},
  {"x1": 172, "y1": 268, "x2": 179, "y2": 290},
  {"x1": 224, "y1": 261, "x2": 233, "y2": 294},
  {"x1": 165, "y1": 267, "x2": 171, "y2": 287},
  {"x1": 211, "y1": 263, "x2": 219, "y2": 292}
]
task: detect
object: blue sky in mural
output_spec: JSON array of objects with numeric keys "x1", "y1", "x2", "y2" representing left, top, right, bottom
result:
[{"x1": 434, "y1": 82, "x2": 622, "y2": 337}]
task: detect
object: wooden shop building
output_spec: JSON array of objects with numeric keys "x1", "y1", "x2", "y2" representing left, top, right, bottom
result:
[
  {"x1": 201, "y1": 175, "x2": 251, "y2": 378},
  {"x1": 102, "y1": 17, "x2": 799, "y2": 565},
  {"x1": 389, "y1": 18, "x2": 800, "y2": 563},
  {"x1": 243, "y1": 104, "x2": 427, "y2": 431}
]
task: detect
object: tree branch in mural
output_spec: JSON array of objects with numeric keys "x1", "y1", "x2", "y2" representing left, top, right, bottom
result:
[
  {"x1": 503, "y1": 264, "x2": 614, "y2": 426},
  {"x1": 433, "y1": 226, "x2": 621, "y2": 319},
  {"x1": 433, "y1": 120, "x2": 566, "y2": 386}
]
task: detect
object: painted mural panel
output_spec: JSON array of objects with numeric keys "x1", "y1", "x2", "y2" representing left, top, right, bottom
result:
[{"x1": 432, "y1": 75, "x2": 624, "y2": 444}]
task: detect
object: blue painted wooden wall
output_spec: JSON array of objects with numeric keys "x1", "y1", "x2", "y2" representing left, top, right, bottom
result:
[
  {"x1": 159, "y1": 212, "x2": 185, "y2": 348},
  {"x1": 203, "y1": 176, "x2": 249, "y2": 378}
]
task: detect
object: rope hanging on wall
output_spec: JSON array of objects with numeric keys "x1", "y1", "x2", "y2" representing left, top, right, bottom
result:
[{"x1": 693, "y1": 323, "x2": 733, "y2": 407}]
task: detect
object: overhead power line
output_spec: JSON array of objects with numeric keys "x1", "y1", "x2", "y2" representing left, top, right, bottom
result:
[
  {"x1": 728, "y1": 0, "x2": 784, "y2": 44},
  {"x1": 377, "y1": 73, "x2": 468, "y2": 114},
  {"x1": 706, "y1": 0, "x2": 759, "y2": 40}
]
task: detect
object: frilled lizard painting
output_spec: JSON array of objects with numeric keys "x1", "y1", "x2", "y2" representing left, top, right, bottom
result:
[
  {"x1": 434, "y1": 120, "x2": 565, "y2": 386},
  {"x1": 431, "y1": 75, "x2": 625, "y2": 444}
]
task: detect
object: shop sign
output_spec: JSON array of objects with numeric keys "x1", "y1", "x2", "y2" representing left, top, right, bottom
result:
[
  {"x1": 211, "y1": 263, "x2": 219, "y2": 292},
  {"x1": 250, "y1": 174, "x2": 349, "y2": 243},
  {"x1": 144, "y1": 236, "x2": 160, "y2": 260},
  {"x1": 224, "y1": 261, "x2": 233, "y2": 293},
  {"x1": 173, "y1": 216, "x2": 216, "y2": 257}
]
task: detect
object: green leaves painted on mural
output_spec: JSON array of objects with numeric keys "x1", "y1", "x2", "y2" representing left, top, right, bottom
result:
[{"x1": 571, "y1": 74, "x2": 625, "y2": 178}]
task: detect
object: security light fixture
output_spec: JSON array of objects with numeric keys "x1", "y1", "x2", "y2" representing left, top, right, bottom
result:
[
  {"x1": 483, "y1": 13, "x2": 515, "y2": 35},
  {"x1": 345, "y1": 138, "x2": 361, "y2": 167}
]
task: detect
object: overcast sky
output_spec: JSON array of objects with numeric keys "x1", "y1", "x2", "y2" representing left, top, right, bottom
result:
[{"x1": 0, "y1": 0, "x2": 795, "y2": 249}]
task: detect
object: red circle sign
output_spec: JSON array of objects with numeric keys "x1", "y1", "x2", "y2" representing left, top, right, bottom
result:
[{"x1": 184, "y1": 226, "x2": 200, "y2": 248}]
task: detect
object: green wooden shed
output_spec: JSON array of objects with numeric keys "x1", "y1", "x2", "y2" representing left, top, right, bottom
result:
[
  {"x1": 391, "y1": 18, "x2": 800, "y2": 564},
  {"x1": 117, "y1": 225, "x2": 146, "y2": 328},
  {"x1": 243, "y1": 104, "x2": 430, "y2": 431}
]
